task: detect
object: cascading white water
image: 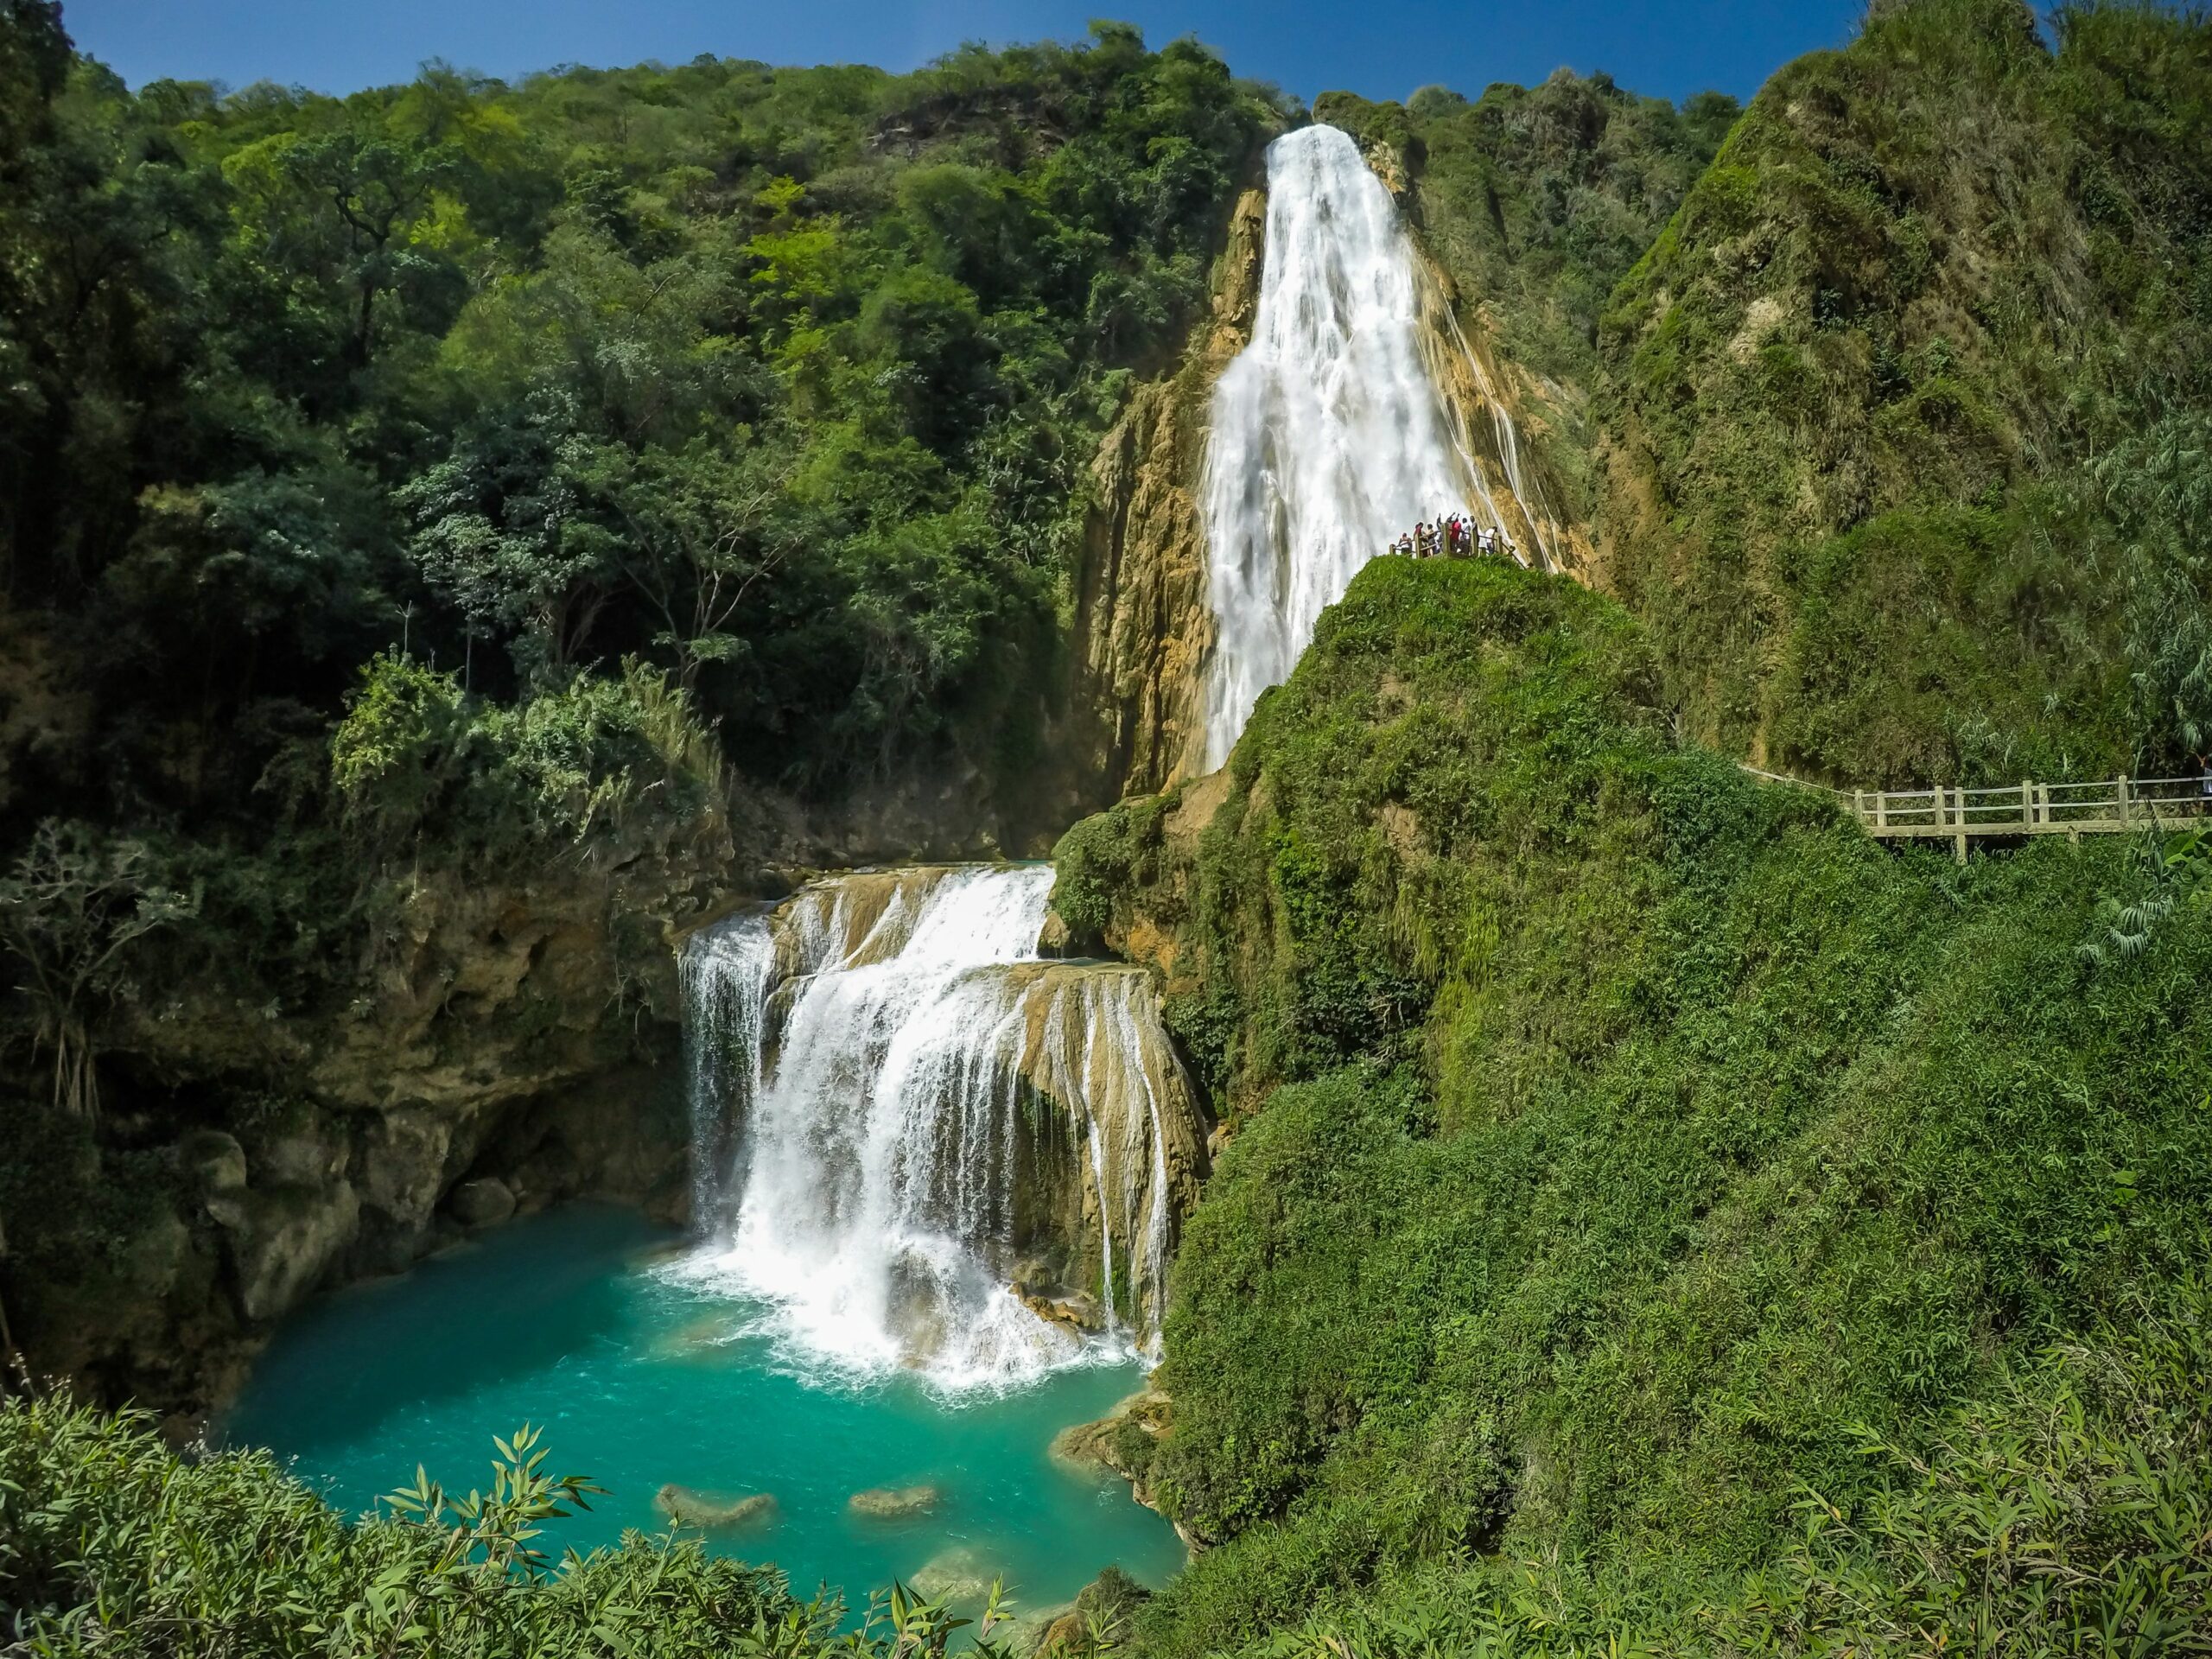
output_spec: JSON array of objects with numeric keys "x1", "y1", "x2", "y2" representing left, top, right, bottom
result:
[
  {"x1": 1201, "y1": 124, "x2": 1489, "y2": 768},
  {"x1": 676, "y1": 867, "x2": 1199, "y2": 1395},
  {"x1": 678, "y1": 909, "x2": 776, "y2": 1224}
]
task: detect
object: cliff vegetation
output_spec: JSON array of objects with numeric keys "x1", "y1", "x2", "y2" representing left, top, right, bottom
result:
[{"x1": 1053, "y1": 555, "x2": 2212, "y2": 1655}]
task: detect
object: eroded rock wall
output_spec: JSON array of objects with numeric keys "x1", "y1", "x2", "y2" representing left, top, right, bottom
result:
[
  {"x1": 1066, "y1": 185, "x2": 1267, "y2": 804},
  {"x1": 7, "y1": 822, "x2": 741, "y2": 1422},
  {"x1": 1064, "y1": 132, "x2": 1592, "y2": 826}
]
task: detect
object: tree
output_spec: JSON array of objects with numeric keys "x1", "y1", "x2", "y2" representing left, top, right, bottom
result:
[
  {"x1": 589, "y1": 437, "x2": 800, "y2": 692},
  {"x1": 398, "y1": 393, "x2": 616, "y2": 682},
  {"x1": 273, "y1": 126, "x2": 461, "y2": 368},
  {"x1": 0, "y1": 821, "x2": 193, "y2": 1122}
]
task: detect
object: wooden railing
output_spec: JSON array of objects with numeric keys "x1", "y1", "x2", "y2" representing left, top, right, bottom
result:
[{"x1": 1846, "y1": 776, "x2": 2212, "y2": 858}]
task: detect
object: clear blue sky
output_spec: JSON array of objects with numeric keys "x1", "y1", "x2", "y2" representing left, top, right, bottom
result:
[{"x1": 60, "y1": 0, "x2": 1868, "y2": 108}]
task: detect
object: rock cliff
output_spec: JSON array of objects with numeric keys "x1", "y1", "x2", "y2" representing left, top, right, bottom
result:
[
  {"x1": 1062, "y1": 130, "x2": 1593, "y2": 822},
  {"x1": 1065, "y1": 185, "x2": 1266, "y2": 805},
  {"x1": 3, "y1": 817, "x2": 745, "y2": 1423}
]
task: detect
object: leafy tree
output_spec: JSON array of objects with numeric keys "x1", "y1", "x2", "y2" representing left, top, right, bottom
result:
[{"x1": 0, "y1": 823, "x2": 192, "y2": 1122}]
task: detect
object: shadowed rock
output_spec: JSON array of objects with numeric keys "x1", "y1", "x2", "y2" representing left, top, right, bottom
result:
[{"x1": 653, "y1": 1483, "x2": 776, "y2": 1529}]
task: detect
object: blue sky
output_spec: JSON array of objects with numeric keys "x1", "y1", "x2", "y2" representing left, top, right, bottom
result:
[{"x1": 60, "y1": 1, "x2": 1867, "y2": 108}]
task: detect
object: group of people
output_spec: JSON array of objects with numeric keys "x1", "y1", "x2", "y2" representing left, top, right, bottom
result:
[{"x1": 1390, "y1": 512, "x2": 1514, "y2": 562}]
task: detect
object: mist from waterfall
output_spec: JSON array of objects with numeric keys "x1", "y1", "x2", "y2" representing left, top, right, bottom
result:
[
  {"x1": 1201, "y1": 124, "x2": 1483, "y2": 768},
  {"x1": 676, "y1": 867, "x2": 1196, "y2": 1395}
]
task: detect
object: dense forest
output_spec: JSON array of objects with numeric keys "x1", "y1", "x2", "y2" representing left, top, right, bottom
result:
[
  {"x1": 7, "y1": 0, "x2": 2212, "y2": 1654},
  {"x1": 1, "y1": 1, "x2": 1281, "y2": 821}
]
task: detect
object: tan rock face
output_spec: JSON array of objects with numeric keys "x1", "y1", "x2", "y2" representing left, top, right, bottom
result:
[
  {"x1": 1066, "y1": 140, "x2": 1592, "y2": 817},
  {"x1": 1408, "y1": 241, "x2": 1594, "y2": 582},
  {"x1": 1065, "y1": 184, "x2": 1267, "y2": 806},
  {"x1": 38, "y1": 818, "x2": 732, "y2": 1418},
  {"x1": 207, "y1": 1180, "x2": 362, "y2": 1324}
]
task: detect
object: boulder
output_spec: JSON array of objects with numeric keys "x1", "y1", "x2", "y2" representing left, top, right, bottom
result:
[
  {"x1": 1014, "y1": 1283, "x2": 1103, "y2": 1333},
  {"x1": 909, "y1": 1545, "x2": 997, "y2": 1609},
  {"x1": 251, "y1": 1105, "x2": 352, "y2": 1186},
  {"x1": 207, "y1": 1180, "x2": 361, "y2": 1324},
  {"x1": 849, "y1": 1483, "x2": 942, "y2": 1519},
  {"x1": 180, "y1": 1129, "x2": 246, "y2": 1194},
  {"x1": 1006, "y1": 1603, "x2": 1076, "y2": 1656},
  {"x1": 653, "y1": 1484, "x2": 776, "y2": 1529},
  {"x1": 448, "y1": 1176, "x2": 516, "y2": 1229}
]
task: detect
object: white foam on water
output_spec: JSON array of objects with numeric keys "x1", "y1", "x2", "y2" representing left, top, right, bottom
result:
[{"x1": 674, "y1": 867, "x2": 1182, "y2": 1396}]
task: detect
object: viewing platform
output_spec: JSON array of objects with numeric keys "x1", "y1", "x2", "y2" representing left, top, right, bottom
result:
[{"x1": 1741, "y1": 770, "x2": 2212, "y2": 861}]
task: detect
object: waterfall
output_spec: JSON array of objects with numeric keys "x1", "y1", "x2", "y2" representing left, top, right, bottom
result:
[
  {"x1": 676, "y1": 867, "x2": 1204, "y2": 1395},
  {"x1": 1200, "y1": 124, "x2": 1493, "y2": 768},
  {"x1": 679, "y1": 909, "x2": 776, "y2": 1226}
]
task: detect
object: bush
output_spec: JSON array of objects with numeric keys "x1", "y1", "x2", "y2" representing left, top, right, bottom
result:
[
  {"x1": 329, "y1": 654, "x2": 728, "y2": 868},
  {"x1": 0, "y1": 1397, "x2": 1023, "y2": 1659}
]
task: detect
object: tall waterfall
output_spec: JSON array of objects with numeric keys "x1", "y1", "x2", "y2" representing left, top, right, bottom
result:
[
  {"x1": 677, "y1": 867, "x2": 1204, "y2": 1395},
  {"x1": 1201, "y1": 124, "x2": 1488, "y2": 768}
]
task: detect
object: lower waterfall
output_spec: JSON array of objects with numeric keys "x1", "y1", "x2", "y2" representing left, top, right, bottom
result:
[{"x1": 677, "y1": 866, "x2": 1205, "y2": 1394}]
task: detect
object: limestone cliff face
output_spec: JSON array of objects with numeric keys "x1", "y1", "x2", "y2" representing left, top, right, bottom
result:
[
  {"x1": 10, "y1": 819, "x2": 744, "y2": 1421},
  {"x1": 993, "y1": 958, "x2": 1209, "y2": 1331},
  {"x1": 1066, "y1": 185, "x2": 1266, "y2": 804},
  {"x1": 1364, "y1": 136, "x2": 1593, "y2": 583},
  {"x1": 1064, "y1": 134, "x2": 1593, "y2": 824},
  {"x1": 1409, "y1": 247, "x2": 1596, "y2": 582}
]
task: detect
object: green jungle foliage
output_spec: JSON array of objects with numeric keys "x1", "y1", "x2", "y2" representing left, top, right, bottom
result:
[
  {"x1": 0, "y1": 4, "x2": 1279, "y2": 822},
  {"x1": 1052, "y1": 556, "x2": 2212, "y2": 1656},
  {"x1": 0, "y1": 1, "x2": 1281, "y2": 1201},
  {"x1": 0, "y1": 1400, "x2": 1032, "y2": 1658},
  {"x1": 1597, "y1": 0, "x2": 2212, "y2": 786}
]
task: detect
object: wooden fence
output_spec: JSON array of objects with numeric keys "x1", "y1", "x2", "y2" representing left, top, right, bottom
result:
[{"x1": 1844, "y1": 776, "x2": 2212, "y2": 859}]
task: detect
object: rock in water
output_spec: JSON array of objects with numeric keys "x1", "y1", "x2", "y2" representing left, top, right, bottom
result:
[
  {"x1": 909, "y1": 1545, "x2": 997, "y2": 1607},
  {"x1": 448, "y1": 1177, "x2": 516, "y2": 1228},
  {"x1": 1051, "y1": 1389, "x2": 1170, "y2": 1481},
  {"x1": 653, "y1": 1483, "x2": 776, "y2": 1529},
  {"x1": 1012, "y1": 1283, "x2": 1103, "y2": 1333},
  {"x1": 849, "y1": 1483, "x2": 943, "y2": 1518}
]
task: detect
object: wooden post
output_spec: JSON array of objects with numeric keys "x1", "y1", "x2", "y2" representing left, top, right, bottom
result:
[
  {"x1": 2117, "y1": 775, "x2": 2131, "y2": 830},
  {"x1": 1876, "y1": 791, "x2": 1889, "y2": 832},
  {"x1": 1853, "y1": 788, "x2": 1865, "y2": 829},
  {"x1": 2021, "y1": 780, "x2": 2032, "y2": 832},
  {"x1": 1952, "y1": 785, "x2": 1967, "y2": 863}
]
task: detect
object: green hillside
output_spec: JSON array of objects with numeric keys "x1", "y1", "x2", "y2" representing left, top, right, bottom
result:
[
  {"x1": 1598, "y1": 0, "x2": 2212, "y2": 786},
  {"x1": 1054, "y1": 554, "x2": 2212, "y2": 1656}
]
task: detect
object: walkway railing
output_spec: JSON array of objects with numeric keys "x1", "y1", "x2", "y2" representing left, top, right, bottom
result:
[
  {"x1": 1847, "y1": 777, "x2": 2211, "y2": 858},
  {"x1": 1738, "y1": 767, "x2": 2212, "y2": 860}
]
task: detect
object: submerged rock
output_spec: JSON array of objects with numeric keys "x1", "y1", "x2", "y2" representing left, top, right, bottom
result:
[
  {"x1": 909, "y1": 1545, "x2": 998, "y2": 1608},
  {"x1": 653, "y1": 1483, "x2": 776, "y2": 1529},
  {"x1": 849, "y1": 1483, "x2": 942, "y2": 1518},
  {"x1": 448, "y1": 1176, "x2": 516, "y2": 1229},
  {"x1": 650, "y1": 1309, "x2": 749, "y2": 1358}
]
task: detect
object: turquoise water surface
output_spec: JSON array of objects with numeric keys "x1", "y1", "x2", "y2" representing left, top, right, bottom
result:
[{"x1": 226, "y1": 1205, "x2": 1183, "y2": 1613}]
